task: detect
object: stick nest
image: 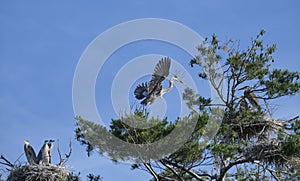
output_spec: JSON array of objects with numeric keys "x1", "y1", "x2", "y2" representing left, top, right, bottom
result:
[
  {"x1": 7, "y1": 165, "x2": 70, "y2": 181},
  {"x1": 229, "y1": 113, "x2": 282, "y2": 140}
]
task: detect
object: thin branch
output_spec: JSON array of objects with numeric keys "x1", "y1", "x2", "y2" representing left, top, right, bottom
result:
[
  {"x1": 201, "y1": 103, "x2": 227, "y2": 107},
  {"x1": 160, "y1": 160, "x2": 184, "y2": 181},
  {"x1": 218, "y1": 157, "x2": 254, "y2": 181},
  {"x1": 143, "y1": 163, "x2": 160, "y2": 181},
  {"x1": 0, "y1": 154, "x2": 15, "y2": 168},
  {"x1": 209, "y1": 76, "x2": 228, "y2": 106},
  {"x1": 57, "y1": 139, "x2": 72, "y2": 166},
  {"x1": 284, "y1": 115, "x2": 299, "y2": 123},
  {"x1": 57, "y1": 139, "x2": 62, "y2": 163},
  {"x1": 253, "y1": 160, "x2": 282, "y2": 181},
  {"x1": 163, "y1": 159, "x2": 212, "y2": 181}
]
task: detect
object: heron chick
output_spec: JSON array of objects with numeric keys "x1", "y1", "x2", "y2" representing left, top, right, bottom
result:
[
  {"x1": 36, "y1": 140, "x2": 50, "y2": 166},
  {"x1": 47, "y1": 139, "x2": 55, "y2": 164},
  {"x1": 238, "y1": 86, "x2": 260, "y2": 109},
  {"x1": 24, "y1": 140, "x2": 37, "y2": 165}
]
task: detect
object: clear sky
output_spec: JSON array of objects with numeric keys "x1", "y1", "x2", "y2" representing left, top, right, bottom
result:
[{"x1": 1, "y1": 1, "x2": 300, "y2": 181}]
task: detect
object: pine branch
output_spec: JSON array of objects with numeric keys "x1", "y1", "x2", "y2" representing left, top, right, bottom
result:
[
  {"x1": 218, "y1": 157, "x2": 254, "y2": 181},
  {"x1": 162, "y1": 159, "x2": 212, "y2": 181},
  {"x1": 143, "y1": 163, "x2": 159, "y2": 181},
  {"x1": 160, "y1": 160, "x2": 184, "y2": 181}
]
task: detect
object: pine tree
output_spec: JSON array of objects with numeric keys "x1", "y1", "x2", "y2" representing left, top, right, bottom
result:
[{"x1": 76, "y1": 30, "x2": 300, "y2": 180}]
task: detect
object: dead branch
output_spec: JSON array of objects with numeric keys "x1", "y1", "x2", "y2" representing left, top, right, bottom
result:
[
  {"x1": 0, "y1": 154, "x2": 15, "y2": 168},
  {"x1": 284, "y1": 115, "x2": 299, "y2": 123},
  {"x1": 57, "y1": 139, "x2": 72, "y2": 166}
]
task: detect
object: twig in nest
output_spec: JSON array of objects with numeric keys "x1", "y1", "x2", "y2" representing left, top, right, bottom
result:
[
  {"x1": 286, "y1": 115, "x2": 299, "y2": 123},
  {"x1": 57, "y1": 139, "x2": 72, "y2": 166},
  {"x1": 0, "y1": 154, "x2": 15, "y2": 168}
]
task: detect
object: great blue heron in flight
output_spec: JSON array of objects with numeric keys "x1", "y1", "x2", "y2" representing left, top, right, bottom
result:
[
  {"x1": 134, "y1": 57, "x2": 184, "y2": 105},
  {"x1": 239, "y1": 86, "x2": 260, "y2": 109},
  {"x1": 24, "y1": 140, "x2": 37, "y2": 165},
  {"x1": 36, "y1": 140, "x2": 50, "y2": 166}
]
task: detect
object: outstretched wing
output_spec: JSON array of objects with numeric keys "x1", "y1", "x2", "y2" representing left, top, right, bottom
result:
[
  {"x1": 134, "y1": 82, "x2": 148, "y2": 100},
  {"x1": 148, "y1": 57, "x2": 171, "y2": 95}
]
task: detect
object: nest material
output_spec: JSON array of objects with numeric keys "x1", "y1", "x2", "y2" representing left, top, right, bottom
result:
[
  {"x1": 7, "y1": 165, "x2": 70, "y2": 181},
  {"x1": 229, "y1": 115, "x2": 282, "y2": 140},
  {"x1": 246, "y1": 139, "x2": 282, "y2": 162}
]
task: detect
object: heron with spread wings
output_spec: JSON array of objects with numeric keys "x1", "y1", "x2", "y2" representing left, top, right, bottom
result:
[{"x1": 134, "y1": 57, "x2": 184, "y2": 105}]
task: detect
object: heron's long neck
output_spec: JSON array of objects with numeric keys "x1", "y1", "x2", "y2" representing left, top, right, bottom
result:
[{"x1": 162, "y1": 79, "x2": 174, "y2": 94}]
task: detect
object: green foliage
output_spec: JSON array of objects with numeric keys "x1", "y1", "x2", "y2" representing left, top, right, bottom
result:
[
  {"x1": 64, "y1": 172, "x2": 102, "y2": 181},
  {"x1": 0, "y1": 173, "x2": 5, "y2": 181},
  {"x1": 183, "y1": 87, "x2": 212, "y2": 111},
  {"x1": 75, "y1": 116, "x2": 98, "y2": 156},
  {"x1": 281, "y1": 134, "x2": 300, "y2": 157},
  {"x1": 65, "y1": 172, "x2": 81, "y2": 181},
  {"x1": 109, "y1": 111, "x2": 175, "y2": 144},
  {"x1": 75, "y1": 30, "x2": 300, "y2": 180},
  {"x1": 87, "y1": 173, "x2": 102, "y2": 181},
  {"x1": 264, "y1": 69, "x2": 300, "y2": 98},
  {"x1": 189, "y1": 29, "x2": 300, "y2": 180},
  {"x1": 212, "y1": 143, "x2": 240, "y2": 158}
]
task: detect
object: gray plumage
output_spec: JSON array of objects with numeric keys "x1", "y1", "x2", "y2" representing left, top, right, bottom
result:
[
  {"x1": 36, "y1": 140, "x2": 50, "y2": 166},
  {"x1": 239, "y1": 86, "x2": 260, "y2": 109},
  {"x1": 24, "y1": 140, "x2": 37, "y2": 165},
  {"x1": 238, "y1": 97, "x2": 248, "y2": 109},
  {"x1": 47, "y1": 140, "x2": 55, "y2": 164},
  {"x1": 134, "y1": 57, "x2": 184, "y2": 105}
]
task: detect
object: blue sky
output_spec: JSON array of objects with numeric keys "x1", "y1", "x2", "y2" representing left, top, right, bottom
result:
[{"x1": 1, "y1": 1, "x2": 300, "y2": 180}]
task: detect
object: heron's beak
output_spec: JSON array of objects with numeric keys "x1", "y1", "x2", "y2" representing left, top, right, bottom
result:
[
  {"x1": 178, "y1": 79, "x2": 185, "y2": 85},
  {"x1": 173, "y1": 75, "x2": 185, "y2": 85}
]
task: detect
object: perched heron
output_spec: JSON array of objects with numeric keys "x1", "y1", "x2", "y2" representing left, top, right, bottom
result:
[
  {"x1": 24, "y1": 140, "x2": 37, "y2": 165},
  {"x1": 238, "y1": 86, "x2": 260, "y2": 109},
  {"x1": 47, "y1": 140, "x2": 55, "y2": 164},
  {"x1": 36, "y1": 140, "x2": 50, "y2": 166},
  {"x1": 134, "y1": 57, "x2": 184, "y2": 105},
  {"x1": 237, "y1": 96, "x2": 248, "y2": 110}
]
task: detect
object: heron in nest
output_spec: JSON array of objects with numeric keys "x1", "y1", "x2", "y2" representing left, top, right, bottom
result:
[
  {"x1": 47, "y1": 139, "x2": 55, "y2": 164},
  {"x1": 36, "y1": 140, "x2": 52, "y2": 166},
  {"x1": 239, "y1": 86, "x2": 260, "y2": 109},
  {"x1": 24, "y1": 140, "x2": 37, "y2": 165},
  {"x1": 134, "y1": 57, "x2": 184, "y2": 105}
]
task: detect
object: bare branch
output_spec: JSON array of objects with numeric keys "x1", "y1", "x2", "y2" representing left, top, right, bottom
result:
[
  {"x1": 0, "y1": 154, "x2": 15, "y2": 168},
  {"x1": 218, "y1": 157, "x2": 254, "y2": 181},
  {"x1": 162, "y1": 159, "x2": 212, "y2": 181},
  {"x1": 160, "y1": 160, "x2": 184, "y2": 181},
  {"x1": 56, "y1": 139, "x2": 63, "y2": 164},
  {"x1": 253, "y1": 160, "x2": 282, "y2": 181},
  {"x1": 143, "y1": 163, "x2": 160, "y2": 181},
  {"x1": 57, "y1": 139, "x2": 72, "y2": 166}
]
